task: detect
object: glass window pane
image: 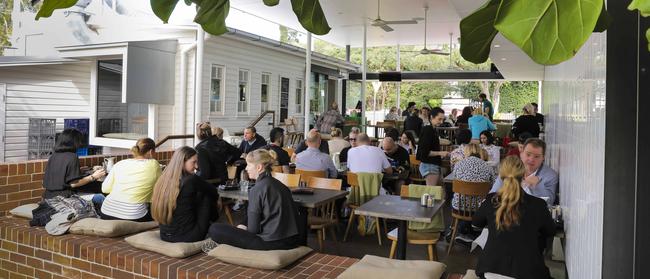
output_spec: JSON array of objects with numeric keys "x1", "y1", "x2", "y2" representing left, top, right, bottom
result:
[{"x1": 96, "y1": 59, "x2": 148, "y2": 140}]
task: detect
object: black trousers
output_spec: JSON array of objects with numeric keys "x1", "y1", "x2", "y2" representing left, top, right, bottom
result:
[
  {"x1": 161, "y1": 195, "x2": 218, "y2": 243},
  {"x1": 209, "y1": 223, "x2": 301, "y2": 251}
]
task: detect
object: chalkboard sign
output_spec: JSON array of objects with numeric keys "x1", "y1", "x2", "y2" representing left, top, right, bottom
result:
[{"x1": 280, "y1": 77, "x2": 289, "y2": 122}]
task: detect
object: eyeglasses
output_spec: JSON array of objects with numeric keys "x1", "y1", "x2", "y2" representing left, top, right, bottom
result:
[{"x1": 349, "y1": 138, "x2": 357, "y2": 141}]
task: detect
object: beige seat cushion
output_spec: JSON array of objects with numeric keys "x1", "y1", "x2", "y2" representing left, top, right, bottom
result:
[
  {"x1": 125, "y1": 230, "x2": 208, "y2": 258},
  {"x1": 208, "y1": 244, "x2": 312, "y2": 270},
  {"x1": 9, "y1": 203, "x2": 39, "y2": 219},
  {"x1": 69, "y1": 218, "x2": 158, "y2": 237},
  {"x1": 338, "y1": 255, "x2": 446, "y2": 279},
  {"x1": 464, "y1": 270, "x2": 480, "y2": 279}
]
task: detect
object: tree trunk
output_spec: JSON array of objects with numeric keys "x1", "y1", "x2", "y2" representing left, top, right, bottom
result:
[{"x1": 491, "y1": 81, "x2": 504, "y2": 114}]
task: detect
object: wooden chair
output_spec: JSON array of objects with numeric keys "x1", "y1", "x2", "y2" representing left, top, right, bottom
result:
[
  {"x1": 271, "y1": 165, "x2": 284, "y2": 173},
  {"x1": 295, "y1": 169, "x2": 326, "y2": 184},
  {"x1": 409, "y1": 155, "x2": 426, "y2": 185},
  {"x1": 283, "y1": 147, "x2": 295, "y2": 158},
  {"x1": 446, "y1": 180, "x2": 492, "y2": 255},
  {"x1": 219, "y1": 165, "x2": 240, "y2": 226},
  {"x1": 272, "y1": 172, "x2": 301, "y2": 188},
  {"x1": 343, "y1": 172, "x2": 384, "y2": 245},
  {"x1": 388, "y1": 185, "x2": 443, "y2": 261},
  {"x1": 306, "y1": 177, "x2": 343, "y2": 251}
]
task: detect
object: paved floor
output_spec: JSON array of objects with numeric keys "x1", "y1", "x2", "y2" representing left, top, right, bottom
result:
[{"x1": 223, "y1": 203, "x2": 567, "y2": 278}]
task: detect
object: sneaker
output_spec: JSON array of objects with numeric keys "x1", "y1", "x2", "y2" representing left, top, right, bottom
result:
[
  {"x1": 201, "y1": 239, "x2": 219, "y2": 253},
  {"x1": 232, "y1": 200, "x2": 245, "y2": 211},
  {"x1": 455, "y1": 233, "x2": 474, "y2": 244}
]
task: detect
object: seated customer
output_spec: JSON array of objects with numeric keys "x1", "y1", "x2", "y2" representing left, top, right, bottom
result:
[
  {"x1": 327, "y1": 127, "x2": 350, "y2": 155},
  {"x1": 491, "y1": 138, "x2": 559, "y2": 205},
  {"x1": 473, "y1": 156, "x2": 555, "y2": 279},
  {"x1": 209, "y1": 149, "x2": 301, "y2": 250},
  {"x1": 295, "y1": 130, "x2": 337, "y2": 178},
  {"x1": 398, "y1": 130, "x2": 417, "y2": 155},
  {"x1": 293, "y1": 128, "x2": 329, "y2": 155},
  {"x1": 512, "y1": 104, "x2": 540, "y2": 138},
  {"x1": 452, "y1": 144, "x2": 495, "y2": 211},
  {"x1": 480, "y1": 130, "x2": 501, "y2": 166},
  {"x1": 42, "y1": 128, "x2": 106, "y2": 199},
  {"x1": 506, "y1": 132, "x2": 532, "y2": 157},
  {"x1": 382, "y1": 137, "x2": 409, "y2": 194},
  {"x1": 468, "y1": 107, "x2": 496, "y2": 140},
  {"x1": 239, "y1": 126, "x2": 267, "y2": 155},
  {"x1": 449, "y1": 129, "x2": 472, "y2": 166},
  {"x1": 347, "y1": 133, "x2": 393, "y2": 175},
  {"x1": 98, "y1": 138, "x2": 161, "y2": 222},
  {"x1": 152, "y1": 147, "x2": 218, "y2": 243},
  {"x1": 264, "y1": 127, "x2": 291, "y2": 173},
  {"x1": 339, "y1": 127, "x2": 360, "y2": 163},
  {"x1": 195, "y1": 122, "x2": 242, "y2": 183}
]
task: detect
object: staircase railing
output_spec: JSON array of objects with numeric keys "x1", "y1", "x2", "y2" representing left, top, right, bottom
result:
[
  {"x1": 234, "y1": 110, "x2": 276, "y2": 136},
  {"x1": 155, "y1": 134, "x2": 194, "y2": 148}
]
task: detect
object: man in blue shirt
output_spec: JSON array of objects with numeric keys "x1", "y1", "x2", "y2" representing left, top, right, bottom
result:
[
  {"x1": 479, "y1": 93, "x2": 494, "y2": 121},
  {"x1": 490, "y1": 138, "x2": 559, "y2": 205},
  {"x1": 295, "y1": 130, "x2": 337, "y2": 178}
]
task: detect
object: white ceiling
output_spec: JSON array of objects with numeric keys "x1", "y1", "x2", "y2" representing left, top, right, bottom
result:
[{"x1": 230, "y1": 0, "x2": 544, "y2": 80}]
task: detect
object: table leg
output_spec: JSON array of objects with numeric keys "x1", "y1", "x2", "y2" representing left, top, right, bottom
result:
[
  {"x1": 395, "y1": 220, "x2": 407, "y2": 260},
  {"x1": 298, "y1": 206, "x2": 309, "y2": 245}
]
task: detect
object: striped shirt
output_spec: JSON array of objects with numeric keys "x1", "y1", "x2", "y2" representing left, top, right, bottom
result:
[{"x1": 100, "y1": 197, "x2": 148, "y2": 220}]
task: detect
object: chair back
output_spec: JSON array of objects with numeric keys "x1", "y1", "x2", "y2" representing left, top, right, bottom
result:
[
  {"x1": 400, "y1": 185, "x2": 410, "y2": 197},
  {"x1": 271, "y1": 165, "x2": 284, "y2": 173},
  {"x1": 283, "y1": 147, "x2": 295, "y2": 158},
  {"x1": 408, "y1": 155, "x2": 426, "y2": 184},
  {"x1": 272, "y1": 172, "x2": 301, "y2": 188},
  {"x1": 451, "y1": 180, "x2": 492, "y2": 219},
  {"x1": 308, "y1": 177, "x2": 342, "y2": 190},
  {"x1": 295, "y1": 169, "x2": 326, "y2": 183},
  {"x1": 346, "y1": 172, "x2": 359, "y2": 188}
]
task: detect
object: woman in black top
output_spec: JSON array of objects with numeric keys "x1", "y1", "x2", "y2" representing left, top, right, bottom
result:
[
  {"x1": 195, "y1": 122, "x2": 242, "y2": 184},
  {"x1": 456, "y1": 106, "x2": 473, "y2": 125},
  {"x1": 472, "y1": 156, "x2": 555, "y2": 279},
  {"x1": 152, "y1": 146, "x2": 218, "y2": 243},
  {"x1": 416, "y1": 107, "x2": 449, "y2": 186},
  {"x1": 403, "y1": 109, "x2": 423, "y2": 136},
  {"x1": 42, "y1": 128, "x2": 106, "y2": 199},
  {"x1": 512, "y1": 104, "x2": 541, "y2": 138},
  {"x1": 210, "y1": 149, "x2": 301, "y2": 250}
]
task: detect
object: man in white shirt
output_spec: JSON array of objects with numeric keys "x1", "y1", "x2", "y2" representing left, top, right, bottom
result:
[
  {"x1": 295, "y1": 130, "x2": 338, "y2": 178},
  {"x1": 347, "y1": 133, "x2": 393, "y2": 174}
]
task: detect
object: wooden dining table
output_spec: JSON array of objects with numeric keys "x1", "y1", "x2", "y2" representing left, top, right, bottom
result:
[{"x1": 353, "y1": 195, "x2": 445, "y2": 260}]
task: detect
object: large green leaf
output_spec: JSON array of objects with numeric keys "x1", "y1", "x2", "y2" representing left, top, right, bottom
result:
[
  {"x1": 263, "y1": 0, "x2": 280, "y2": 6},
  {"x1": 646, "y1": 28, "x2": 650, "y2": 52},
  {"x1": 459, "y1": 0, "x2": 501, "y2": 64},
  {"x1": 35, "y1": 0, "x2": 78, "y2": 20},
  {"x1": 593, "y1": 1, "x2": 610, "y2": 32},
  {"x1": 194, "y1": 0, "x2": 230, "y2": 35},
  {"x1": 151, "y1": 0, "x2": 180, "y2": 23},
  {"x1": 629, "y1": 0, "x2": 650, "y2": 16},
  {"x1": 494, "y1": 0, "x2": 603, "y2": 65},
  {"x1": 290, "y1": 0, "x2": 331, "y2": 35}
]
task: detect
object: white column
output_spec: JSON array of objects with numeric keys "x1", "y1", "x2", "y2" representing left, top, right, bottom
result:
[
  {"x1": 396, "y1": 44, "x2": 401, "y2": 113},
  {"x1": 193, "y1": 28, "x2": 205, "y2": 145},
  {"x1": 538, "y1": 80, "x2": 543, "y2": 112},
  {"x1": 304, "y1": 33, "x2": 312, "y2": 136},
  {"x1": 361, "y1": 23, "x2": 367, "y2": 128}
]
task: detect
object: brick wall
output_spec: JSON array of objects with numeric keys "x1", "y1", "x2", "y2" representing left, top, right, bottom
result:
[{"x1": 0, "y1": 151, "x2": 174, "y2": 217}]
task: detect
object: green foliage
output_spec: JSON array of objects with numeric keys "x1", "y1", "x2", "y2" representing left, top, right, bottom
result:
[
  {"x1": 459, "y1": 0, "x2": 500, "y2": 64},
  {"x1": 193, "y1": 0, "x2": 230, "y2": 35},
  {"x1": 35, "y1": 0, "x2": 78, "y2": 19},
  {"x1": 151, "y1": 0, "x2": 180, "y2": 23},
  {"x1": 290, "y1": 0, "x2": 331, "y2": 35},
  {"x1": 497, "y1": 81, "x2": 538, "y2": 113},
  {"x1": 629, "y1": 0, "x2": 650, "y2": 51}
]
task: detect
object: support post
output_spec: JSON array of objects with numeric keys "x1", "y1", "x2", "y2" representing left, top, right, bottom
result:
[
  {"x1": 361, "y1": 24, "x2": 367, "y2": 128},
  {"x1": 304, "y1": 33, "x2": 312, "y2": 136}
]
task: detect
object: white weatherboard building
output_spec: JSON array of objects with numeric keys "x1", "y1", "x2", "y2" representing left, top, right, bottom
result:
[{"x1": 0, "y1": 0, "x2": 357, "y2": 162}]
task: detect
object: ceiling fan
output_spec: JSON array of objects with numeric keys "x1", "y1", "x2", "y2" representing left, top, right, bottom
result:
[
  {"x1": 401, "y1": 7, "x2": 450, "y2": 56},
  {"x1": 369, "y1": 0, "x2": 421, "y2": 32}
]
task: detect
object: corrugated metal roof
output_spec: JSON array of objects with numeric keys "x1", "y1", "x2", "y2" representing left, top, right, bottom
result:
[{"x1": 0, "y1": 56, "x2": 82, "y2": 67}]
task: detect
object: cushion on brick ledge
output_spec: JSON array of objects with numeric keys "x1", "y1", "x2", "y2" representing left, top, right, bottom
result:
[
  {"x1": 125, "y1": 230, "x2": 208, "y2": 258},
  {"x1": 337, "y1": 255, "x2": 446, "y2": 279},
  {"x1": 208, "y1": 244, "x2": 312, "y2": 270},
  {"x1": 9, "y1": 203, "x2": 39, "y2": 219},
  {"x1": 69, "y1": 218, "x2": 158, "y2": 237}
]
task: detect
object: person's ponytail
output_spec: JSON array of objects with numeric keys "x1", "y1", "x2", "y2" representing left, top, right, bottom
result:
[{"x1": 494, "y1": 156, "x2": 526, "y2": 231}]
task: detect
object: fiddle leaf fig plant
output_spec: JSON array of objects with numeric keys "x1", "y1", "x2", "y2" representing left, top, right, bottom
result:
[
  {"x1": 628, "y1": 0, "x2": 650, "y2": 51},
  {"x1": 460, "y1": 0, "x2": 611, "y2": 65},
  {"x1": 34, "y1": 0, "x2": 331, "y2": 36}
]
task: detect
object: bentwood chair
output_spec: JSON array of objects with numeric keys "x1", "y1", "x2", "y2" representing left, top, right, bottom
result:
[
  {"x1": 447, "y1": 180, "x2": 492, "y2": 255},
  {"x1": 306, "y1": 177, "x2": 343, "y2": 251},
  {"x1": 343, "y1": 172, "x2": 385, "y2": 246},
  {"x1": 295, "y1": 169, "x2": 326, "y2": 184},
  {"x1": 272, "y1": 172, "x2": 301, "y2": 188},
  {"x1": 409, "y1": 155, "x2": 426, "y2": 185}
]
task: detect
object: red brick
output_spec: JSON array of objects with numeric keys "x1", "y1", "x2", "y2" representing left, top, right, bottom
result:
[
  {"x1": 17, "y1": 164, "x2": 26, "y2": 175},
  {"x1": 32, "y1": 173, "x2": 44, "y2": 182},
  {"x1": 81, "y1": 272, "x2": 103, "y2": 279},
  {"x1": 9, "y1": 164, "x2": 17, "y2": 176},
  {"x1": 25, "y1": 163, "x2": 34, "y2": 174},
  {"x1": 43, "y1": 261, "x2": 62, "y2": 274},
  {"x1": 0, "y1": 184, "x2": 20, "y2": 194},
  {"x1": 25, "y1": 256, "x2": 43, "y2": 269},
  {"x1": 0, "y1": 165, "x2": 8, "y2": 176},
  {"x1": 91, "y1": 263, "x2": 112, "y2": 277},
  {"x1": 15, "y1": 263, "x2": 34, "y2": 277},
  {"x1": 0, "y1": 177, "x2": 7, "y2": 186},
  {"x1": 18, "y1": 182, "x2": 41, "y2": 191},
  {"x1": 7, "y1": 191, "x2": 31, "y2": 201},
  {"x1": 34, "y1": 162, "x2": 43, "y2": 173},
  {"x1": 62, "y1": 267, "x2": 82, "y2": 278},
  {"x1": 2, "y1": 259, "x2": 17, "y2": 271},
  {"x1": 71, "y1": 258, "x2": 91, "y2": 272},
  {"x1": 52, "y1": 253, "x2": 71, "y2": 266},
  {"x1": 9, "y1": 272, "x2": 29, "y2": 279},
  {"x1": 10, "y1": 252, "x2": 26, "y2": 264},
  {"x1": 112, "y1": 269, "x2": 135, "y2": 279},
  {"x1": 35, "y1": 249, "x2": 53, "y2": 261},
  {"x1": 17, "y1": 244, "x2": 34, "y2": 256},
  {"x1": 8, "y1": 175, "x2": 31, "y2": 185},
  {"x1": 35, "y1": 270, "x2": 53, "y2": 279}
]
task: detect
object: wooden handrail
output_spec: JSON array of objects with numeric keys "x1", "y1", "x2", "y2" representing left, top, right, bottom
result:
[
  {"x1": 248, "y1": 110, "x2": 276, "y2": 128},
  {"x1": 155, "y1": 134, "x2": 194, "y2": 148}
]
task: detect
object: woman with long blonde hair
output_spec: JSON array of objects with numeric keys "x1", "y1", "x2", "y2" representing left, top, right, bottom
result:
[
  {"x1": 209, "y1": 149, "x2": 301, "y2": 250},
  {"x1": 152, "y1": 146, "x2": 218, "y2": 243},
  {"x1": 472, "y1": 156, "x2": 555, "y2": 279}
]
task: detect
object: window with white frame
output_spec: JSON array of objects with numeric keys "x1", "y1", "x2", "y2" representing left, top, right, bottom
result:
[
  {"x1": 295, "y1": 79, "x2": 303, "y2": 114},
  {"x1": 238, "y1": 69, "x2": 249, "y2": 113},
  {"x1": 210, "y1": 65, "x2": 224, "y2": 113},
  {"x1": 261, "y1": 73, "x2": 270, "y2": 112}
]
